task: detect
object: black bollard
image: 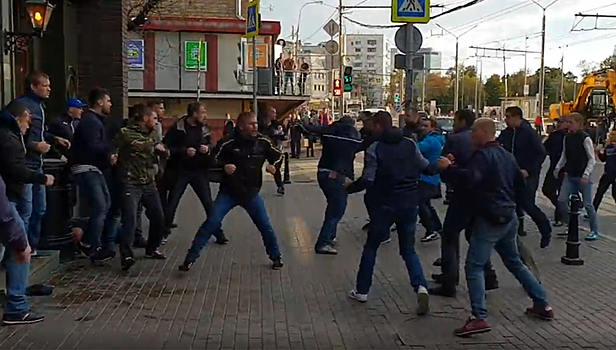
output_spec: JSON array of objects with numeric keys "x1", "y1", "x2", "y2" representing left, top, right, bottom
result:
[
  {"x1": 283, "y1": 152, "x2": 292, "y2": 184},
  {"x1": 561, "y1": 193, "x2": 584, "y2": 266}
]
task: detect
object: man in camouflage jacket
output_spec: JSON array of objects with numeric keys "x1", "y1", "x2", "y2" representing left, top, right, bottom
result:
[{"x1": 114, "y1": 105, "x2": 168, "y2": 271}]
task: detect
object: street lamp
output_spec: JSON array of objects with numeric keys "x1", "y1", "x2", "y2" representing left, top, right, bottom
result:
[
  {"x1": 532, "y1": 0, "x2": 560, "y2": 119},
  {"x1": 4, "y1": 0, "x2": 55, "y2": 54},
  {"x1": 435, "y1": 23, "x2": 477, "y2": 112},
  {"x1": 294, "y1": 0, "x2": 324, "y2": 57}
]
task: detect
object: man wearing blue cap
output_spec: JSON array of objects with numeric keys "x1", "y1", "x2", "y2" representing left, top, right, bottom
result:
[{"x1": 48, "y1": 98, "x2": 85, "y2": 146}]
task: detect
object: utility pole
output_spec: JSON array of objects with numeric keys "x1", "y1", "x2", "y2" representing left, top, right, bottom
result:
[
  {"x1": 422, "y1": 67, "x2": 427, "y2": 110},
  {"x1": 524, "y1": 35, "x2": 528, "y2": 96},
  {"x1": 436, "y1": 24, "x2": 477, "y2": 112},
  {"x1": 503, "y1": 44, "x2": 508, "y2": 98},
  {"x1": 474, "y1": 55, "x2": 479, "y2": 116},
  {"x1": 532, "y1": 0, "x2": 560, "y2": 119},
  {"x1": 560, "y1": 51, "x2": 565, "y2": 102},
  {"x1": 338, "y1": 0, "x2": 344, "y2": 115},
  {"x1": 253, "y1": 35, "x2": 258, "y2": 116},
  {"x1": 404, "y1": 23, "x2": 415, "y2": 113}
]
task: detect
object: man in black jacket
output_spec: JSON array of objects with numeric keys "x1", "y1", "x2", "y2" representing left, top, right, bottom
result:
[
  {"x1": 163, "y1": 101, "x2": 227, "y2": 244},
  {"x1": 303, "y1": 116, "x2": 363, "y2": 255},
  {"x1": 259, "y1": 107, "x2": 286, "y2": 195},
  {"x1": 542, "y1": 119, "x2": 567, "y2": 226},
  {"x1": 71, "y1": 87, "x2": 117, "y2": 264},
  {"x1": 438, "y1": 118, "x2": 552, "y2": 337},
  {"x1": 179, "y1": 111, "x2": 283, "y2": 271},
  {"x1": 429, "y1": 109, "x2": 498, "y2": 297},
  {"x1": 497, "y1": 106, "x2": 551, "y2": 248},
  {"x1": 48, "y1": 98, "x2": 85, "y2": 157},
  {"x1": 347, "y1": 111, "x2": 431, "y2": 315}
]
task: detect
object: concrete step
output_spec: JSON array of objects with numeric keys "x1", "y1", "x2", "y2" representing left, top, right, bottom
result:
[{"x1": 0, "y1": 250, "x2": 60, "y2": 292}]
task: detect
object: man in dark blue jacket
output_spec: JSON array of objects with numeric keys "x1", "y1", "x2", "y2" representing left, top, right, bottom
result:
[
  {"x1": 438, "y1": 118, "x2": 552, "y2": 337},
  {"x1": 303, "y1": 116, "x2": 363, "y2": 255},
  {"x1": 430, "y1": 109, "x2": 498, "y2": 297},
  {"x1": 48, "y1": 98, "x2": 85, "y2": 157},
  {"x1": 346, "y1": 111, "x2": 432, "y2": 315},
  {"x1": 497, "y1": 106, "x2": 551, "y2": 247},
  {"x1": 542, "y1": 119, "x2": 567, "y2": 226},
  {"x1": 8, "y1": 71, "x2": 69, "y2": 256},
  {"x1": 71, "y1": 87, "x2": 117, "y2": 264}
]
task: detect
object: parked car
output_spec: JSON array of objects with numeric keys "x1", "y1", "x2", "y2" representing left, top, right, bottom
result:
[{"x1": 436, "y1": 117, "x2": 454, "y2": 136}]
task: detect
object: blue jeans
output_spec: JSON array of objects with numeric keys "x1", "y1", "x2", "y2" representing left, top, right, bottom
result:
[
  {"x1": 466, "y1": 215, "x2": 548, "y2": 320},
  {"x1": 3, "y1": 203, "x2": 30, "y2": 316},
  {"x1": 315, "y1": 172, "x2": 348, "y2": 249},
  {"x1": 356, "y1": 205, "x2": 427, "y2": 294},
  {"x1": 186, "y1": 190, "x2": 281, "y2": 263},
  {"x1": 21, "y1": 172, "x2": 46, "y2": 249},
  {"x1": 73, "y1": 171, "x2": 111, "y2": 250},
  {"x1": 558, "y1": 175, "x2": 599, "y2": 233}
]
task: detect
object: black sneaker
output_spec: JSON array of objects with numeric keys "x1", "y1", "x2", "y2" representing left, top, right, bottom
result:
[
  {"x1": 121, "y1": 257, "x2": 135, "y2": 271},
  {"x1": 433, "y1": 257, "x2": 442, "y2": 267},
  {"x1": 170, "y1": 223, "x2": 178, "y2": 229},
  {"x1": 428, "y1": 286, "x2": 457, "y2": 298},
  {"x1": 553, "y1": 221, "x2": 564, "y2": 227},
  {"x1": 90, "y1": 247, "x2": 116, "y2": 265},
  {"x1": 179, "y1": 259, "x2": 193, "y2": 272},
  {"x1": 145, "y1": 250, "x2": 166, "y2": 260},
  {"x1": 420, "y1": 232, "x2": 440, "y2": 243},
  {"x1": 272, "y1": 258, "x2": 284, "y2": 270},
  {"x1": 277, "y1": 186, "x2": 285, "y2": 196},
  {"x1": 215, "y1": 235, "x2": 230, "y2": 245},
  {"x1": 133, "y1": 236, "x2": 147, "y2": 248},
  {"x1": 2, "y1": 310, "x2": 45, "y2": 326}
]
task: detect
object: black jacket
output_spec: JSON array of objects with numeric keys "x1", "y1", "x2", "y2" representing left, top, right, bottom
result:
[
  {"x1": 71, "y1": 109, "x2": 114, "y2": 171},
  {"x1": 440, "y1": 128, "x2": 474, "y2": 199},
  {"x1": 442, "y1": 141, "x2": 526, "y2": 219},
  {"x1": 216, "y1": 131, "x2": 283, "y2": 200},
  {"x1": 303, "y1": 117, "x2": 362, "y2": 179},
  {"x1": 544, "y1": 128, "x2": 566, "y2": 168},
  {"x1": 48, "y1": 114, "x2": 79, "y2": 142},
  {"x1": 0, "y1": 174, "x2": 28, "y2": 252},
  {"x1": 0, "y1": 109, "x2": 47, "y2": 202},
  {"x1": 259, "y1": 120, "x2": 286, "y2": 147},
  {"x1": 497, "y1": 120, "x2": 546, "y2": 176},
  {"x1": 163, "y1": 116, "x2": 214, "y2": 172}
]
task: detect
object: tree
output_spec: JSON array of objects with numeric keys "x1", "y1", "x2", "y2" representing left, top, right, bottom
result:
[
  {"x1": 600, "y1": 56, "x2": 616, "y2": 70},
  {"x1": 484, "y1": 74, "x2": 503, "y2": 106}
]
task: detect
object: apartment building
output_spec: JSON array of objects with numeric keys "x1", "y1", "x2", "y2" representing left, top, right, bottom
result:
[{"x1": 345, "y1": 34, "x2": 391, "y2": 108}]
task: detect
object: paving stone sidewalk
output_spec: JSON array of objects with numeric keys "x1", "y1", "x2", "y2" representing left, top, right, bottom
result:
[{"x1": 1, "y1": 156, "x2": 616, "y2": 349}]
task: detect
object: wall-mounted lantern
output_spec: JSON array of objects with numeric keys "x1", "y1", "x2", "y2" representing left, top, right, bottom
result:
[{"x1": 4, "y1": 0, "x2": 55, "y2": 55}]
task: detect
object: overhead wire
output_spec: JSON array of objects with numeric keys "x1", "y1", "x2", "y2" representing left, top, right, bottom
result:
[{"x1": 301, "y1": 9, "x2": 339, "y2": 41}]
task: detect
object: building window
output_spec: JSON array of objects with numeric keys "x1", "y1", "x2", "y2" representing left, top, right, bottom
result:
[
  {"x1": 367, "y1": 40, "x2": 377, "y2": 45},
  {"x1": 314, "y1": 85, "x2": 318, "y2": 91},
  {"x1": 367, "y1": 48, "x2": 376, "y2": 53},
  {"x1": 353, "y1": 62, "x2": 362, "y2": 68},
  {"x1": 368, "y1": 63, "x2": 375, "y2": 67},
  {"x1": 367, "y1": 55, "x2": 375, "y2": 61},
  {"x1": 355, "y1": 48, "x2": 361, "y2": 53},
  {"x1": 355, "y1": 40, "x2": 361, "y2": 45}
]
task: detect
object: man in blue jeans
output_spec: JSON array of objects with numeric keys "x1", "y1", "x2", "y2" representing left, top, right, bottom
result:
[
  {"x1": 71, "y1": 87, "x2": 117, "y2": 264},
  {"x1": 438, "y1": 118, "x2": 553, "y2": 337},
  {"x1": 0, "y1": 174, "x2": 44, "y2": 325},
  {"x1": 8, "y1": 71, "x2": 69, "y2": 256},
  {"x1": 347, "y1": 111, "x2": 434, "y2": 315},
  {"x1": 303, "y1": 116, "x2": 362, "y2": 255},
  {"x1": 179, "y1": 111, "x2": 283, "y2": 271}
]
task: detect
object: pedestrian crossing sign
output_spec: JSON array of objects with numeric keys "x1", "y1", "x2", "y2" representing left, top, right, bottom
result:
[
  {"x1": 391, "y1": 0, "x2": 430, "y2": 23},
  {"x1": 246, "y1": 0, "x2": 260, "y2": 38}
]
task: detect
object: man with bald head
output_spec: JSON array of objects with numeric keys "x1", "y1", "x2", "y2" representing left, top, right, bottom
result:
[{"x1": 437, "y1": 118, "x2": 553, "y2": 337}]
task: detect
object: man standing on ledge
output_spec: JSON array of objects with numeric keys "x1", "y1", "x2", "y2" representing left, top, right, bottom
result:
[
  {"x1": 438, "y1": 118, "x2": 553, "y2": 337},
  {"x1": 179, "y1": 111, "x2": 284, "y2": 271}
]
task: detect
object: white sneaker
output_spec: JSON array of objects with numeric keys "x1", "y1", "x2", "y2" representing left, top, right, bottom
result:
[
  {"x1": 416, "y1": 286, "x2": 430, "y2": 315},
  {"x1": 349, "y1": 289, "x2": 368, "y2": 303}
]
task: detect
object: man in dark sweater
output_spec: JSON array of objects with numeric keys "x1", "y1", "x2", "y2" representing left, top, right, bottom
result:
[
  {"x1": 542, "y1": 119, "x2": 567, "y2": 226},
  {"x1": 259, "y1": 107, "x2": 286, "y2": 195},
  {"x1": 498, "y1": 106, "x2": 551, "y2": 248},
  {"x1": 593, "y1": 130, "x2": 616, "y2": 211},
  {"x1": 179, "y1": 111, "x2": 283, "y2": 271},
  {"x1": 71, "y1": 87, "x2": 117, "y2": 264},
  {"x1": 554, "y1": 112, "x2": 599, "y2": 241},
  {"x1": 163, "y1": 101, "x2": 227, "y2": 244},
  {"x1": 439, "y1": 118, "x2": 552, "y2": 337}
]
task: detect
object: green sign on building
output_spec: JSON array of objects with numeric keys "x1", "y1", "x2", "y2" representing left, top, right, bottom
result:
[{"x1": 185, "y1": 41, "x2": 207, "y2": 71}]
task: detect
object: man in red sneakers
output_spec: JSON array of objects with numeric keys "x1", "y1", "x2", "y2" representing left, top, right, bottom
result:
[{"x1": 438, "y1": 118, "x2": 553, "y2": 337}]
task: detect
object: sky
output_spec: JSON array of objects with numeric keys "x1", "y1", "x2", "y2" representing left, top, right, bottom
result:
[{"x1": 262, "y1": 0, "x2": 616, "y2": 81}]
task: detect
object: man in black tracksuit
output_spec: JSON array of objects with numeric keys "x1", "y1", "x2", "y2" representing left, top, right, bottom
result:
[
  {"x1": 429, "y1": 109, "x2": 498, "y2": 298},
  {"x1": 163, "y1": 102, "x2": 227, "y2": 244},
  {"x1": 303, "y1": 116, "x2": 363, "y2": 255},
  {"x1": 542, "y1": 119, "x2": 567, "y2": 226},
  {"x1": 498, "y1": 106, "x2": 552, "y2": 248}
]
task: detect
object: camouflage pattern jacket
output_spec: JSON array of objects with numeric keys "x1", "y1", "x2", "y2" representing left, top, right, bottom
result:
[{"x1": 114, "y1": 123, "x2": 162, "y2": 185}]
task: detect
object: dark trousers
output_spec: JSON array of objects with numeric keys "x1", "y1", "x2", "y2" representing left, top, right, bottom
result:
[
  {"x1": 315, "y1": 172, "x2": 348, "y2": 249},
  {"x1": 593, "y1": 172, "x2": 616, "y2": 210},
  {"x1": 165, "y1": 170, "x2": 223, "y2": 239},
  {"x1": 274, "y1": 163, "x2": 284, "y2": 188},
  {"x1": 517, "y1": 173, "x2": 552, "y2": 239},
  {"x1": 136, "y1": 170, "x2": 171, "y2": 241},
  {"x1": 306, "y1": 138, "x2": 315, "y2": 157},
  {"x1": 542, "y1": 168, "x2": 565, "y2": 222},
  {"x1": 418, "y1": 182, "x2": 443, "y2": 234},
  {"x1": 119, "y1": 183, "x2": 165, "y2": 259},
  {"x1": 299, "y1": 73, "x2": 308, "y2": 95},
  {"x1": 290, "y1": 138, "x2": 302, "y2": 159},
  {"x1": 440, "y1": 197, "x2": 496, "y2": 290}
]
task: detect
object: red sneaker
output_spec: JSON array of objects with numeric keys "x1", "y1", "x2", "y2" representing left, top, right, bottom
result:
[
  {"x1": 454, "y1": 317, "x2": 492, "y2": 337},
  {"x1": 526, "y1": 305, "x2": 554, "y2": 321}
]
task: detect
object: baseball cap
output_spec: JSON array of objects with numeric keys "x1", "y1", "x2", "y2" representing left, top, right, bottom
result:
[{"x1": 67, "y1": 98, "x2": 86, "y2": 108}]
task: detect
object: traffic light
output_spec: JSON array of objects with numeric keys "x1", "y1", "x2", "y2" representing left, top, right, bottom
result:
[
  {"x1": 333, "y1": 79, "x2": 342, "y2": 97},
  {"x1": 343, "y1": 66, "x2": 353, "y2": 92},
  {"x1": 394, "y1": 93, "x2": 401, "y2": 103}
]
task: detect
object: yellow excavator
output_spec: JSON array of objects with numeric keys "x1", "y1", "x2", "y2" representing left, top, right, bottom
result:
[{"x1": 549, "y1": 68, "x2": 616, "y2": 122}]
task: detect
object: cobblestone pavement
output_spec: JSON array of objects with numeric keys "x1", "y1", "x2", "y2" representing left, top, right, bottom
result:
[{"x1": 3, "y1": 155, "x2": 616, "y2": 349}]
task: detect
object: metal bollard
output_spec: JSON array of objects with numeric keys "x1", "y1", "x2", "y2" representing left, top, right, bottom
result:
[
  {"x1": 283, "y1": 152, "x2": 292, "y2": 184},
  {"x1": 561, "y1": 193, "x2": 584, "y2": 266}
]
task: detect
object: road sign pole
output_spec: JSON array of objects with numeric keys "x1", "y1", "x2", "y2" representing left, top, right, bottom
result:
[
  {"x1": 338, "y1": 0, "x2": 344, "y2": 115},
  {"x1": 404, "y1": 23, "x2": 414, "y2": 113},
  {"x1": 252, "y1": 36, "x2": 258, "y2": 116}
]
